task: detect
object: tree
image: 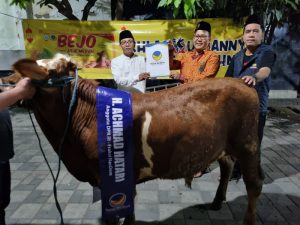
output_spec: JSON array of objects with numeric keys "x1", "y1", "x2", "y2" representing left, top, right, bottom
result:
[
  {"x1": 9, "y1": 0, "x2": 156, "y2": 20},
  {"x1": 157, "y1": 0, "x2": 300, "y2": 44},
  {"x1": 10, "y1": 0, "x2": 102, "y2": 20},
  {"x1": 10, "y1": 0, "x2": 157, "y2": 20},
  {"x1": 10, "y1": 0, "x2": 300, "y2": 43}
]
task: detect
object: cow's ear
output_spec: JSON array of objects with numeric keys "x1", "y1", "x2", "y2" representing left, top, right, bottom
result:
[{"x1": 12, "y1": 59, "x2": 49, "y2": 80}]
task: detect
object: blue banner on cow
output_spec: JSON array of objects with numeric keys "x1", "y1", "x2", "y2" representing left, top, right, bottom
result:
[{"x1": 96, "y1": 86, "x2": 134, "y2": 220}]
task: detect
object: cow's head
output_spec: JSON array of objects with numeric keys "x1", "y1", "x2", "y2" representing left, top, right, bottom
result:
[
  {"x1": 36, "y1": 53, "x2": 77, "y2": 78},
  {"x1": 1, "y1": 53, "x2": 77, "y2": 88}
]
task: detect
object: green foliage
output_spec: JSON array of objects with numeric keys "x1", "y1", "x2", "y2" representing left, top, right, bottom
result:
[
  {"x1": 286, "y1": 0, "x2": 298, "y2": 9},
  {"x1": 157, "y1": 0, "x2": 300, "y2": 43},
  {"x1": 10, "y1": 0, "x2": 34, "y2": 9},
  {"x1": 158, "y1": 0, "x2": 300, "y2": 23},
  {"x1": 159, "y1": 0, "x2": 217, "y2": 18},
  {"x1": 158, "y1": 0, "x2": 300, "y2": 42},
  {"x1": 183, "y1": 0, "x2": 195, "y2": 19}
]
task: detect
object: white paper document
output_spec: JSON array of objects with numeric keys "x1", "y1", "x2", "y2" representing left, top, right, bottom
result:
[{"x1": 145, "y1": 42, "x2": 170, "y2": 77}]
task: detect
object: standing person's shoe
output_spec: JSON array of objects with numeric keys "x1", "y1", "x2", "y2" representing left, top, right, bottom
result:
[{"x1": 0, "y1": 210, "x2": 6, "y2": 225}]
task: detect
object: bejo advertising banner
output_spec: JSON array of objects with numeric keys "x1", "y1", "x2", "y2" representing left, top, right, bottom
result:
[{"x1": 22, "y1": 19, "x2": 244, "y2": 79}]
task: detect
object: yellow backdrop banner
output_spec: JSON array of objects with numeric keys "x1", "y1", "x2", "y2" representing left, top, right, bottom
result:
[{"x1": 22, "y1": 19, "x2": 243, "y2": 79}]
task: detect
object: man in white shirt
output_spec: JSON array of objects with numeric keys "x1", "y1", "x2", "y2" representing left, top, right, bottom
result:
[
  {"x1": 93, "y1": 30, "x2": 150, "y2": 203},
  {"x1": 111, "y1": 30, "x2": 150, "y2": 93}
]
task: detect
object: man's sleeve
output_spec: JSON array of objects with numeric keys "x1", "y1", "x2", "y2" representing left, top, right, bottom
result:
[
  {"x1": 170, "y1": 53, "x2": 183, "y2": 70},
  {"x1": 225, "y1": 56, "x2": 235, "y2": 77}
]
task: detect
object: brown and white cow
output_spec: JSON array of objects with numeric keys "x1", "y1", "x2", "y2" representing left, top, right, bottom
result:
[{"x1": 3, "y1": 55, "x2": 264, "y2": 225}]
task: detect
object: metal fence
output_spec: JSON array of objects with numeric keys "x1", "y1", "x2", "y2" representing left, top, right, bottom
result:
[{"x1": 146, "y1": 82, "x2": 181, "y2": 92}]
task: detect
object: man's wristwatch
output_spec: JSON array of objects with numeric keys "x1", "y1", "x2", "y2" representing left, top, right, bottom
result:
[{"x1": 252, "y1": 74, "x2": 258, "y2": 81}]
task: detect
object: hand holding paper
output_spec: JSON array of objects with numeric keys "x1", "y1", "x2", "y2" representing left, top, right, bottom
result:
[
  {"x1": 170, "y1": 73, "x2": 181, "y2": 80},
  {"x1": 138, "y1": 72, "x2": 150, "y2": 81}
]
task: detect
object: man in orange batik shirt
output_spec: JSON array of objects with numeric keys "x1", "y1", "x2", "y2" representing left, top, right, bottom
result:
[
  {"x1": 169, "y1": 21, "x2": 220, "y2": 83},
  {"x1": 169, "y1": 21, "x2": 220, "y2": 178}
]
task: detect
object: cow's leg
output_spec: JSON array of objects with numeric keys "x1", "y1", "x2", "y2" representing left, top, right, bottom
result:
[
  {"x1": 211, "y1": 155, "x2": 234, "y2": 210},
  {"x1": 239, "y1": 149, "x2": 264, "y2": 225}
]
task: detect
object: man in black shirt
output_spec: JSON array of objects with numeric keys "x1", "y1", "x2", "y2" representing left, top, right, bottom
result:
[
  {"x1": 225, "y1": 15, "x2": 276, "y2": 180},
  {"x1": 0, "y1": 77, "x2": 35, "y2": 225}
]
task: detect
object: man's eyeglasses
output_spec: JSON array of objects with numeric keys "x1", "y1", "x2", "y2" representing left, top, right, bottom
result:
[
  {"x1": 194, "y1": 35, "x2": 209, "y2": 40},
  {"x1": 120, "y1": 40, "x2": 134, "y2": 45}
]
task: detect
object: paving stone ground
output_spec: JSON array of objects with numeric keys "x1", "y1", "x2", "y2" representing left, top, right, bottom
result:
[{"x1": 5, "y1": 108, "x2": 300, "y2": 225}]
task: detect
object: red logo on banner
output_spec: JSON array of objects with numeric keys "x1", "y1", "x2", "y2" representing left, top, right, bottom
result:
[{"x1": 25, "y1": 28, "x2": 33, "y2": 43}]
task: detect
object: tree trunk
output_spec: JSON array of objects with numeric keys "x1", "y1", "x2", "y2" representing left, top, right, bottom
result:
[
  {"x1": 25, "y1": 2, "x2": 33, "y2": 19},
  {"x1": 82, "y1": 0, "x2": 97, "y2": 20},
  {"x1": 266, "y1": 19, "x2": 277, "y2": 45},
  {"x1": 45, "y1": 0, "x2": 79, "y2": 20},
  {"x1": 114, "y1": 0, "x2": 124, "y2": 20}
]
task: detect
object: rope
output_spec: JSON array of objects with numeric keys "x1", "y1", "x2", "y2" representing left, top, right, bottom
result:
[
  {"x1": 53, "y1": 69, "x2": 79, "y2": 224},
  {"x1": 32, "y1": 76, "x2": 75, "y2": 88},
  {"x1": 26, "y1": 70, "x2": 78, "y2": 225},
  {"x1": 0, "y1": 76, "x2": 74, "y2": 88},
  {"x1": 0, "y1": 84, "x2": 16, "y2": 87},
  {"x1": 0, "y1": 11, "x2": 22, "y2": 20},
  {"x1": 27, "y1": 107, "x2": 65, "y2": 225}
]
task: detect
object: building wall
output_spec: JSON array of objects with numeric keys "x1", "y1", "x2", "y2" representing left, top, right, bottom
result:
[
  {"x1": 270, "y1": 24, "x2": 300, "y2": 98},
  {"x1": 0, "y1": 1, "x2": 26, "y2": 51},
  {"x1": 0, "y1": 1, "x2": 26, "y2": 70}
]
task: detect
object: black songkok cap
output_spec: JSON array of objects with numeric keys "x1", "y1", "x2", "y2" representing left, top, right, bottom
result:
[
  {"x1": 244, "y1": 15, "x2": 264, "y2": 30},
  {"x1": 195, "y1": 21, "x2": 211, "y2": 33},
  {"x1": 119, "y1": 30, "x2": 134, "y2": 42}
]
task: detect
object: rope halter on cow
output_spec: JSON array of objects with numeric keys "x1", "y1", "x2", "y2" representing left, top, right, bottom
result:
[
  {"x1": 0, "y1": 69, "x2": 79, "y2": 225},
  {"x1": 0, "y1": 75, "x2": 75, "y2": 88}
]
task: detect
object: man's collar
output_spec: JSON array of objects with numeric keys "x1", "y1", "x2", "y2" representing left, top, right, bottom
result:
[
  {"x1": 122, "y1": 53, "x2": 138, "y2": 59},
  {"x1": 193, "y1": 48, "x2": 209, "y2": 55},
  {"x1": 191, "y1": 49, "x2": 208, "y2": 59}
]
